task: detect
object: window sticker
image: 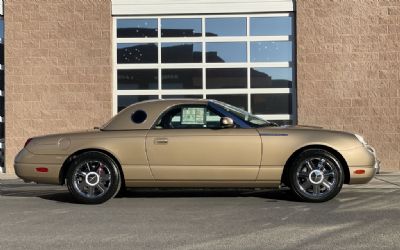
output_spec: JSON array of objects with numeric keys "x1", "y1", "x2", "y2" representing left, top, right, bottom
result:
[{"x1": 181, "y1": 107, "x2": 205, "y2": 125}]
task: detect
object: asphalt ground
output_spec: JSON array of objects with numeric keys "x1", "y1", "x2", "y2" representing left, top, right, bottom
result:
[{"x1": 0, "y1": 174, "x2": 399, "y2": 250}]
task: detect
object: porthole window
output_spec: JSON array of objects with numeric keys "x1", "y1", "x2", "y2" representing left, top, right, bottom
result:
[{"x1": 131, "y1": 110, "x2": 147, "y2": 123}]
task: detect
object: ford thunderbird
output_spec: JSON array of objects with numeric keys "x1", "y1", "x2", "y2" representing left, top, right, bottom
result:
[{"x1": 14, "y1": 99, "x2": 379, "y2": 204}]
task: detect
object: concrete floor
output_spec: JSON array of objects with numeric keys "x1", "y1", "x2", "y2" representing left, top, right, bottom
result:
[{"x1": 0, "y1": 175, "x2": 399, "y2": 250}]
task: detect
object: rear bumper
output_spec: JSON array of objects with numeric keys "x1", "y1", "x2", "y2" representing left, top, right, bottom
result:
[{"x1": 14, "y1": 148, "x2": 66, "y2": 184}]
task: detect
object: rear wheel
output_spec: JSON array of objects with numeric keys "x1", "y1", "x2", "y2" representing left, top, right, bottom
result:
[
  {"x1": 288, "y1": 149, "x2": 344, "y2": 202},
  {"x1": 66, "y1": 152, "x2": 121, "y2": 204}
]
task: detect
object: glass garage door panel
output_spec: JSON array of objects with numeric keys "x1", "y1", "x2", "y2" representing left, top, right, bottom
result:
[
  {"x1": 251, "y1": 94, "x2": 292, "y2": 115},
  {"x1": 161, "y1": 18, "x2": 202, "y2": 37},
  {"x1": 206, "y1": 42, "x2": 246, "y2": 63},
  {"x1": 250, "y1": 16, "x2": 292, "y2": 36},
  {"x1": 206, "y1": 68, "x2": 247, "y2": 89},
  {"x1": 114, "y1": 14, "x2": 295, "y2": 124},
  {"x1": 162, "y1": 69, "x2": 202, "y2": 89},
  {"x1": 117, "y1": 69, "x2": 158, "y2": 90},
  {"x1": 117, "y1": 19, "x2": 158, "y2": 38},
  {"x1": 117, "y1": 43, "x2": 158, "y2": 64},
  {"x1": 162, "y1": 43, "x2": 202, "y2": 63},
  {"x1": 251, "y1": 67, "x2": 293, "y2": 88}
]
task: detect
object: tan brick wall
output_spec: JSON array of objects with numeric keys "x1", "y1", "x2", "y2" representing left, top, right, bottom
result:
[
  {"x1": 4, "y1": 0, "x2": 112, "y2": 172},
  {"x1": 297, "y1": 0, "x2": 400, "y2": 171}
]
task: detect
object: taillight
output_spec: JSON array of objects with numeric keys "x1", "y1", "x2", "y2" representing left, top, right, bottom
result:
[{"x1": 24, "y1": 138, "x2": 33, "y2": 148}]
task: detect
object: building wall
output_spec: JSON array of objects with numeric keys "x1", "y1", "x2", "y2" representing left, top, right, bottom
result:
[
  {"x1": 297, "y1": 0, "x2": 400, "y2": 171},
  {"x1": 4, "y1": 0, "x2": 112, "y2": 172}
]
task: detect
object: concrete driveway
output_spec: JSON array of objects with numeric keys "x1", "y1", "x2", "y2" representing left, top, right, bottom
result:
[{"x1": 0, "y1": 174, "x2": 399, "y2": 250}]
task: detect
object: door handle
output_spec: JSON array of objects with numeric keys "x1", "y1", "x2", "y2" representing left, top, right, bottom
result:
[{"x1": 154, "y1": 138, "x2": 168, "y2": 144}]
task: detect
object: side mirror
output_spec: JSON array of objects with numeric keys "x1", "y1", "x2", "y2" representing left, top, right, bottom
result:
[{"x1": 220, "y1": 117, "x2": 234, "y2": 128}]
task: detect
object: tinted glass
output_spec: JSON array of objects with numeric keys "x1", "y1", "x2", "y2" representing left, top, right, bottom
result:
[
  {"x1": 118, "y1": 95, "x2": 158, "y2": 112},
  {"x1": 206, "y1": 18, "x2": 246, "y2": 36},
  {"x1": 117, "y1": 43, "x2": 158, "y2": 64},
  {"x1": 250, "y1": 41, "x2": 292, "y2": 62},
  {"x1": 117, "y1": 19, "x2": 157, "y2": 38},
  {"x1": 161, "y1": 18, "x2": 202, "y2": 37},
  {"x1": 250, "y1": 16, "x2": 292, "y2": 36},
  {"x1": 0, "y1": 44, "x2": 3, "y2": 65},
  {"x1": 162, "y1": 43, "x2": 202, "y2": 63},
  {"x1": 206, "y1": 42, "x2": 246, "y2": 63},
  {"x1": 132, "y1": 110, "x2": 147, "y2": 123},
  {"x1": 162, "y1": 95, "x2": 203, "y2": 99},
  {"x1": 207, "y1": 94, "x2": 248, "y2": 111},
  {"x1": 162, "y1": 69, "x2": 202, "y2": 89},
  {"x1": 0, "y1": 70, "x2": 3, "y2": 91},
  {"x1": 206, "y1": 68, "x2": 247, "y2": 89},
  {"x1": 251, "y1": 68, "x2": 293, "y2": 88},
  {"x1": 251, "y1": 94, "x2": 292, "y2": 114},
  {"x1": 117, "y1": 69, "x2": 158, "y2": 90}
]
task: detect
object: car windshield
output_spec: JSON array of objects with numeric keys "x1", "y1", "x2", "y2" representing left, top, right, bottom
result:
[{"x1": 211, "y1": 100, "x2": 278, "y2": 127}]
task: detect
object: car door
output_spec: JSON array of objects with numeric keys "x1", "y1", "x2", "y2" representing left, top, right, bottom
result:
[{"x1": 145, "y1": 104, "x2": 262, "y2": 180}]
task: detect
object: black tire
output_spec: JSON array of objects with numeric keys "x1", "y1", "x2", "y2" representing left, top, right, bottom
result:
[
  {"x1": 66, "y1": 151, "x2": 121, "y2": 204},
  {"x1": 288, "y1": 149, "x2": 344, "y2": 202}
]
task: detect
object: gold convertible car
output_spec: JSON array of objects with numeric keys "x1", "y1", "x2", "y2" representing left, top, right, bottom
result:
[{"x1": 14, "y1": 99, "x2": 379, "y2": 204}]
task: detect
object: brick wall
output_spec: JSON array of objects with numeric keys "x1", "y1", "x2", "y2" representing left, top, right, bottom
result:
[
  {"x1": 4, "y1": 0, "x2": 112, "y2": 172},
  {"x1": 297, "y1": 0, "x2": 400, "y2": 171}
]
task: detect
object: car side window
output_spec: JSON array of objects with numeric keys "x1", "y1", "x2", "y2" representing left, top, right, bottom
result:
[{"x1": 155, "y1": 105, "x2": 223, "y2": 129}]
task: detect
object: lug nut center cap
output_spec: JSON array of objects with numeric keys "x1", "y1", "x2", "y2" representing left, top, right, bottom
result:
[
  {"x1": 309, "y1": 170, "x2": 324, "y2": 185},
  {"x1": 85, "y1": 172, "x2": 100, "y2": 186}
]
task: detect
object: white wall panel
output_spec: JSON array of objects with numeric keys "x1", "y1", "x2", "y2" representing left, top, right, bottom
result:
[{"x1": 112, "y1": 0, "x2": 294, "y2": 16}]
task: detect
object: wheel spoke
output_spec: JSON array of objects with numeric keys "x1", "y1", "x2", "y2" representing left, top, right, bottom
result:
[
  {"x1": 88, "y1": 186, "x2": 95, "y2": 197},
  {"x1": 77, "y1": 170, "x2": 87, "y2": 177},
  {"x1": 322, "y1": 180, "x2": 332, "y2": 191},
  {"x1": 324, "y1": 171, "x2": 334, "y2": 178},
  {"x1": 77, "y1": 180, "x2": 85, "y2": 191},
  {"x1": 305, "y1": 160, "x2": 314, "y2": 171},
  {"x1": 317, "y1": 158, "x2": 326, "y2": 170},
  {"x1": 301, "y1": 180, "x2": 312, "y2": 190},
  {"x1": 312, "y1": 184, "x2": 321, "y2": 195},
  {"x1": 97, "y1": 183, "x2": 107, "y2": 194},
  {"x1": 297, "y1": 171, "x2": 308, "y2": 178}
]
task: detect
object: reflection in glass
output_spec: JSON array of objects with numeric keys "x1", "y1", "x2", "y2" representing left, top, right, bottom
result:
[
  {"x1": 206, "y1": 18, "x2": 246, "y2": 36},
  {"x1": 250, "y1": 16, "x2": 292, "y2": 36},
  {"x1": 162, "y1": 95, "x2": 203, "y2": 99},
  {"x1": 118, "y1": 95, "x2": 158, "y2": 112},
  {"x1": 161, "y1": 18, "x2": 202, "y2": 37},
  {"x1": 251, "y1": 68, "x2": 293, "y2": 88},
  {"x1": 117, "y1": 43, "x2": 158, "y2": 64},
  {"x1": 0, "y1": 19, "x2": 4, "y2": 38},
  {"x1": 250, "y1": 41, "x2": 292, "y2": 62},
  {"x1": 117, "y1": 69, "x2": 158, "y2": 90},
  {"x1": 251, "y1": 94, "x2": 292, "y2": 114},
  {"x1": 0, "y1": 44, "x2": 3, "y2": 65},
  {"x1": 207, "y1": 94, "x2": 248, "y2": 111},
  {"x1": 117, "y1": 19, "x2": 157, "y2": 38},
  {"x1": 162, "y1": 69, "x2": 202, "y2": 89},
  {"x1": 0, "y1": 71, "x2": 3, "y2": 90},
  {"x1": 269, "y1": 120, "x2": 293, "y2": 126},
  {"x1": 161, "y1": 43, "x2": 202, "y2": 63},
  {"x1": 206, "y1": 42, "x2": 246, "y2": 63},
  {"x1": 206, "y1": 68, "x2": 247, "y2": 89}
]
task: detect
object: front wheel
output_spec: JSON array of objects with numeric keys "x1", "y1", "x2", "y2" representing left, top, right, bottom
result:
[
  {"x1": 66, "y1": 152, "x2": 121, "y2": 204},
  {"x1": 288, "y1": 149, "x2": 344, "y2": 202}
]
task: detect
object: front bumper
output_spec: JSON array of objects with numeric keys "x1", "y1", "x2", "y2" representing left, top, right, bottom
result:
[{"x1": 346, "y1": 145, "x2": 380, "y2": 184}]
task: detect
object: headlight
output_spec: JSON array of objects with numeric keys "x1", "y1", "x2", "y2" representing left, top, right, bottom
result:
[{"x1": 354, "y1": 134, "x2": 367, "y2": 145}]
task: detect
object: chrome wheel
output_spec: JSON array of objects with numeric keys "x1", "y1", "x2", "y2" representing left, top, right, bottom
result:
[
  {"x1": 296, "y1": 157, "x2": 339, "y2": 198},
  {"x1": 72, "y1": 160, "x2": 112, "y2": 199}
]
